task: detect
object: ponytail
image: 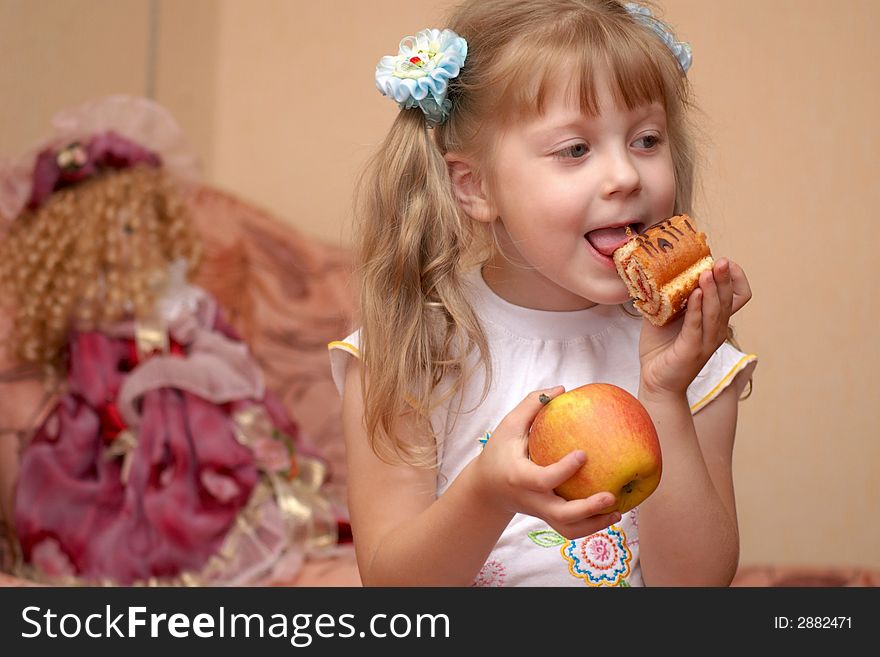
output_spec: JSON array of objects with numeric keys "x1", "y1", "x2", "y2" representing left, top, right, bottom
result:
[{"x1": 354, "y1": 110, "x2": 490, "y2": 466}]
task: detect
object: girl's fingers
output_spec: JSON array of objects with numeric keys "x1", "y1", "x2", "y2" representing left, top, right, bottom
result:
[
  {"x1": 495, "y1": 386, "x2": 564, "y2": 440},
  {"x1": 553, "y1": 512, "x2": 622, "y2": 540},
  {"x1": 680, "y1": 285, "x2": 703, "y2": 346},
  {"x1": 526, "y1": 489, "x2": 621, "y2": 539},
  {"x1": 714, "y1": 258, "x2": 734, "y2": 312},
  {"x1": 527, "y1": 449, "x2": 586, "y2": 492},
  {"x1": 728, "y1": 260, "x2": 752, "y2": 314},
  {"x1": 699, "y1": 268, "x2": 721, "y2": 332},
  {"x1": 544, "y1": 490, "x2": 618, "y2": 525}
]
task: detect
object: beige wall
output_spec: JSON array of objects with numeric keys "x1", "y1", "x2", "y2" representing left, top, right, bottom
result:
[
  {"x1": 0, "y1": 0, "x2": 151, "y2": 152},
  {"x1": 0, "y1": 0, "x2": 217, "y2": 167},
  {"x1": 1, "y1": 0, "x2": 878, "y2": 570},
  {"x1": 208, "y1": 0, "x2": 455, "y2": 245},
  {"x1": 666, "y1": 0, "x2": 880, "y2": 569}
]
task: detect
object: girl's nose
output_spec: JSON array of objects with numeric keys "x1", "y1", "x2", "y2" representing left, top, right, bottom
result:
[{"x1": 600, "y1": 148, "x2": 641, "y2": 198}]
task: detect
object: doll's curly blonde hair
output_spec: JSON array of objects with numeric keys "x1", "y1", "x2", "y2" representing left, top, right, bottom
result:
[{"x1": 0, "y1": 166, "x2": 201, "y2": 369}]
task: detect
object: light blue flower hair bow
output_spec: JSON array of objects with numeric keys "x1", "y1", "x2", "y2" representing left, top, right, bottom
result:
[
  {"x1": 624, "y1": 3, "x2": 692, "y2": 74},
  {"x1": 375, "y1": 28, "x2": 468, "y2": 125}
]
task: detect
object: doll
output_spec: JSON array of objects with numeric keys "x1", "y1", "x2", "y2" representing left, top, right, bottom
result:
[{"x1": 0, "y1": 96, "x2": 334, "y2": 585}]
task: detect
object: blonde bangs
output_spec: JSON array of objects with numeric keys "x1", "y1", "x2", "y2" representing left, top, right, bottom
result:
[
  {"x1": 440, "y1": 1, "x2": 696, "y2": 211},
  {"x1": 481, "y1": 13, "x2": 682, "y2": 124}
]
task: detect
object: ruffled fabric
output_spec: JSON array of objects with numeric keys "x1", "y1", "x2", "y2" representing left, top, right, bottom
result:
[
  {"x1": 375, "y1": 28, "x2": 468, "y2": 124},
  {"x1": 14, "y1": 331, "x2": 258, "y2": 584}
]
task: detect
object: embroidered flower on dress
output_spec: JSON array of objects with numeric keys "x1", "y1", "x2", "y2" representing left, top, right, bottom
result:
[
  {"x1": 562, "y1": 525, "x2": 633, "y2": 586},
  {"x1": 473, "y1": 559, "x2": 506, "y2": 587},
  {"x1": 375, "y1": 28, "x2": 468, "y2": 124}
]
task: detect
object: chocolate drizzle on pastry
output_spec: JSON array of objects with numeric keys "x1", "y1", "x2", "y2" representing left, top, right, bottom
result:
[{"x1": 636, "y1": 235, "x2": 660, "y2": 258}]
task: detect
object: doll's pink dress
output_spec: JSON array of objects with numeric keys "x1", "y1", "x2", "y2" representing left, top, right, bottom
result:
[{"x1": 13, "y1": 273, "x2": 321, "y2": 585}]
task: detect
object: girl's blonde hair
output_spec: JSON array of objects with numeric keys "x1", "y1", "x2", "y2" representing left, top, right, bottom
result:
[
  {"x1": 0, "y1": 166, "x2": 201, "y2": 371},
  {"x1": 356, "y1": 0, "x2": 698, "y2": 465}
]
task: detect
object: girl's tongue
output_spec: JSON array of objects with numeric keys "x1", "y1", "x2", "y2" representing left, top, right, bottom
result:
[{"x1": 586, "y1": 226, "x2": 632, "y2": 257}]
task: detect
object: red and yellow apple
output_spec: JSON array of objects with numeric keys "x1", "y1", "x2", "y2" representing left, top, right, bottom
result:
[{"x1": 528, "y1": 383, "x2": 662, "y2": 513}]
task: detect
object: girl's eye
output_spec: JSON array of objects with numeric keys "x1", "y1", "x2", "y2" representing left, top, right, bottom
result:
[
  {"x1": 556, "y1": 143, "x2": 589, "y2": 159},
  {"x1": 634, "y1": 134, "x2": 662, "y2": 149}
]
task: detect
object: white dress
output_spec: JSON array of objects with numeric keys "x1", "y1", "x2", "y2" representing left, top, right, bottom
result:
[{"x1": 329, "y1": 269, "x2": 757, "y2": 586}]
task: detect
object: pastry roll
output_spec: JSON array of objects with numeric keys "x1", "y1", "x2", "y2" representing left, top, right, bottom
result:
[{"x1": 612, "y1": 214, "x2": 714, "y2": 327}]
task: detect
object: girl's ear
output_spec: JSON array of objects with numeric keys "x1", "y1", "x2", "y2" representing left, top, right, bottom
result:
[{"x1": 445, "y1": 153, "x2": 496, "y2": 223}]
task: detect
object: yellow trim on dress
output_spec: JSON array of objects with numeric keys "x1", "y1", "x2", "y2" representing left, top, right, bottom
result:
[
  {"x1": 327, "y1": 341, "x2": 360, "y2": 358},
  {"x1": 689, "y1": 353, "x2": 757, "y2": 414}
]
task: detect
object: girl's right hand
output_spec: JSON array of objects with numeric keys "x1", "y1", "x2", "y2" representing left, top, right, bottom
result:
[{"x1": 471, "y1": 386, "x2": 622, "y2": 540}]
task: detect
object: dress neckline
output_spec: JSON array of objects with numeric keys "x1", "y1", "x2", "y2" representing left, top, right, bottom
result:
[{"x1": 466, "y1": 267, "x2": 623, "y2": 340}]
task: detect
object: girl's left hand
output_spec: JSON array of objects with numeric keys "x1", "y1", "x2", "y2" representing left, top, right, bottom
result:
[{"x1": 638, "y1": 258, "x2": 751, "y2": 399}]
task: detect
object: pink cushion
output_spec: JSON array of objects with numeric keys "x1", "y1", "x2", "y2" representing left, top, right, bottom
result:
[{"x1": 731, "y1": 565, "x2": 880, "y2": 587}]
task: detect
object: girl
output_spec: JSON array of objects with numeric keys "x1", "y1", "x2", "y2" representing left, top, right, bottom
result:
[{"x1": 330, "y1": 0, "x2": 756, "y2": 586}]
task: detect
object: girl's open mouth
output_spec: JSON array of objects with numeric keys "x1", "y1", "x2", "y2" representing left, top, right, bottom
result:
[{"x1": 584, "y1": 223, "x2": 644, "y2": 267}]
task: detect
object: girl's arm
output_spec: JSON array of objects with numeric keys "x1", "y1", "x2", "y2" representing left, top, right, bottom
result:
[
  {"x1": 636, "y1": 383, "x2": 740, "y2": 586},
  {"x1": 343, "y1": 360, "x2": 508, "y2": 586},
  {"x1": 635, "y1": 258, "x2": 751, "y2": 586},
  {"x1": 343, "y1": 362, "x2": 619, "y2": 586}
]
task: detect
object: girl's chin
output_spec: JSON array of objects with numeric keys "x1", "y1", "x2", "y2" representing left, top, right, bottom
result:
[
  {"x1": 579, "y1": 281, "x2": 633, "y2": 307},
  {"x1": 594, "y1": 295, "x2": 634, "y2": 308}
]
